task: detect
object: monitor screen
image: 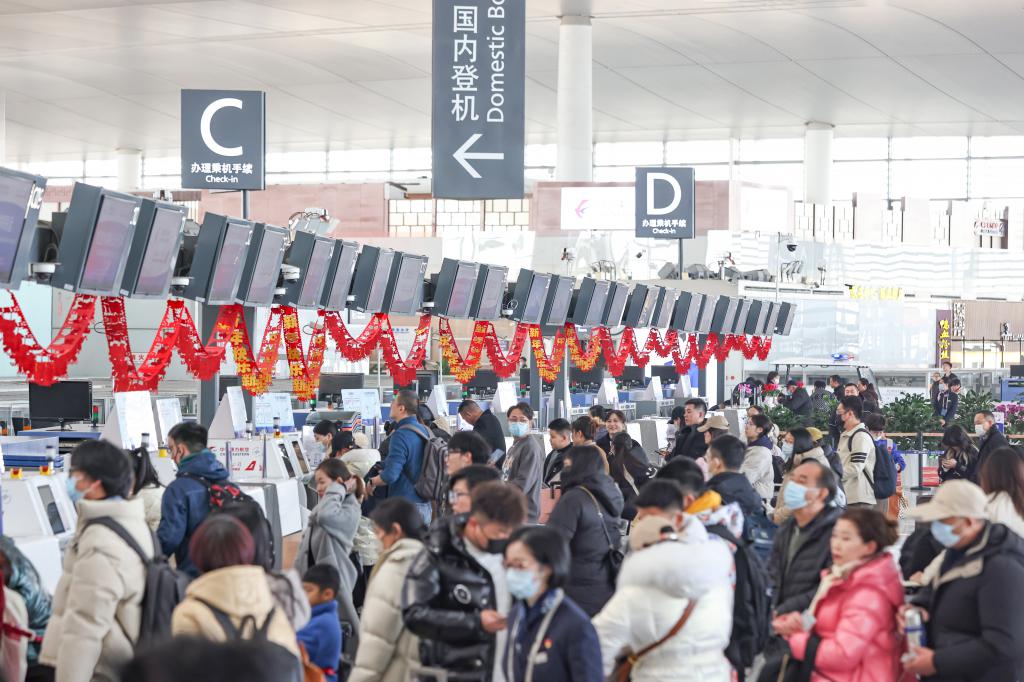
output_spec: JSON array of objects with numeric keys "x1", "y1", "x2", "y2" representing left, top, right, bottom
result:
[
  {"x1": 245, "y1": 229, "x2": 287, "y2": 305},
  {"x1": 208, "y1": 221, "x2": 252, "y2": 303},
  {"x1": 604, "y1": 283, "x2": 629, "y2": 326},
  {"x1": 682, "y1": 293, "x2": 703, "y2": 331},
  {"x1": 277, "y1": 442, "x2": 296, "y2": 478},
  {"x1": 291, "y1": 440, "x2": 310, "y2": 475},
  {"x1": 0, "y1": 174, "x2": 34, "y2": 283},
  {"x1": 638, "y1": 287, "x2": 659, "y2": 327},
  {"x1": 521, "y1": 273, "x2": 551, "y2": 324},
  {"x1": 653, "y1": 289, "x2": 677, "y2": 329},
  {"x1": 366, "y1": 250, "x2": 395, "y2": 312},
  {"x1": 544, "y1": 276, "x2": 574, "y2": 326},
  {"x1": 584, "y1": 280, "x2": 611, "y2": 327},
  {"x1": 134, "y1": 207, "x2": 185, "y2": 297},
  {"x1": 389, "y1": 255, "x2": 426, "y2": 315},
  {"x1": 474, "y1": 266, "x2": 507, "y2": 320},
  {"x1": 731, "y1": 300, "x2": 752, "y2": 334},
  {"x1": 326, "y1": 242, "x2": 359, "y2": 310},
  {"x1": 298, "y1": 238, "x2": 335, "y2": 308},
  {"x1": 79, "y1": 196, "x2": 137, "y2": 293},
  {"x1": 29, "y1": 381, "x2": 92, "y2": 423},
  {"x1": 448, "y1": 262, "x2": 478, "y2": 319},
  {"x1": 37, "y1": 484, "x2": 66, "y2": 535},
  {"x1": 697, "y1": 294, "x2": 718, "y2": 332}
]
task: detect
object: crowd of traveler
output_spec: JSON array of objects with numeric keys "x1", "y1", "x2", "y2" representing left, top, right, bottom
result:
[{"x1": 6, "y1": 378, "x2": 1024, "y2": 682}]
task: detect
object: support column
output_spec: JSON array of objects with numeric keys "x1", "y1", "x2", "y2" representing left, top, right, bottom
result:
[
  {"x1": 804, "y1": 122, "x2": 834, "y2": 206},
  {"x1": 0, "y1": 92, "x2": 6, "y2": 166},
  {"x1": 116, "y1": 148, "x2": 142, "y2": 192},
  {"x1": 556, "y1": 9, "x2": 593, "y2": 182}
]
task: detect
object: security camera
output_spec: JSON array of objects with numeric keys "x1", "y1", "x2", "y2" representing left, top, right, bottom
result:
[
  {"x1": 281, "y1": 264, "x2": 301, "y2": 282},
  {"x1": 169, "y1": 276, "x2": 190, "y2": 295},
  {"x1": 30, "y1": 262, "x2": 56, "y2": 283},
  {"x1": 785, "y1": 242, "x2": 798, "y2": 253}
]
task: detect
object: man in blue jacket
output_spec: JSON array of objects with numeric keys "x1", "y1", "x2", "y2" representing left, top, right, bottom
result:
[
  {"x1": 369, "y1": 390, "x2": 431, "y2": 524},
  {"x1": 157, "y1": 421, "x2": 230, "y2": 576}
]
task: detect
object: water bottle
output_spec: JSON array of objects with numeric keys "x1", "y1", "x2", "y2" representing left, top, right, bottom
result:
[{"x1": 905, "y1": 607, "x2": 926, "y2": 651}]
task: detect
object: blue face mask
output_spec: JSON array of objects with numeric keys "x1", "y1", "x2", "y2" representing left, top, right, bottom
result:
[
  {"x1": 65, "y1": 475, "x2": 84, "y2": 504},
  {"x1": 509, "y1": 422, "x2": 529, "y2": 438},
  {"x1": 781, "y1": 442, "x2": 794, "y2": 458},
  {"x1": 784, "y1": 481, "x2": 812, "y2": 510},
  {"x1": 506, "y1": 567, "x2": 541, "y2": 601},
  {"x1": 931, "y1": 520, "x2": 961, "y2": 548}
]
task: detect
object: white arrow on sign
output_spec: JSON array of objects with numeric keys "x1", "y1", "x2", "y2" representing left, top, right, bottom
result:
[{"x1": 453, "y1": 133, "x2": 504, "y2": 179}]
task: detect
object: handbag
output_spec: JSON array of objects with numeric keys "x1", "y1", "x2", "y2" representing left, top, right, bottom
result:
[
  {"x1": 610, "y1": 599, "x2": 698, "y2": 682},
  {"x1": 776, "y1": 633, "x2": 822, "y2": 682},
  {"x1": 580, "y1": 486, "x2": 624, "y2": 580}
]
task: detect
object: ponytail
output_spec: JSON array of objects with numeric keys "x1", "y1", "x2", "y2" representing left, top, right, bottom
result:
[{"x1": 316, "y1": 458, "x2": 366, "y2": 501}]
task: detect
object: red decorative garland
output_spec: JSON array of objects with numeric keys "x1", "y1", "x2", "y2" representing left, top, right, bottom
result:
[
  {"x1": 565, "y1": 324, "x2": 603, "y2": 372},
  {"x1": 102, "y1": 297, "x2": 183, "y2": 392},
  {"x1": 527, "y1": 324, "x2": 566, "y2": 382},
  {"x1": 323, "y1": 312, "x2": 383, "y2": 362},
  {"x1": 0, "y1": 293, "x2": 95, "y2": 386},
  {"x1": 282, "y1": 307, "x2": 326, "y2": 401},
  {"x1": 644, "y1": 328, "x2": 680, "y2": 357},
  {"x1": 230, "y1": 305, "x2": 283, "y2": 396},
  {"x1": 438, "y1": 318, "x2": 487, "y2": 384},
  {"x1": 377, "y1": 313, "x2": 431, "y2": 386},
  {"x1": 173, "y1": 303, "x2": 241, "y2": 380},
  {"x1": 596, "y1": 326, "x2": 651, "y2": 376},
  {"x1": 482, "y1": 322, "x2": 529, "y2": 379}
]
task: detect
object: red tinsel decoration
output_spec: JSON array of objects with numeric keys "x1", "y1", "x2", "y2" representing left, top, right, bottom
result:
[
  {"x1": 438, "y1": 318, "x2": 487, "y2": 384},
  {"x1": 173, "y1": 303, "x2": 241, "y2": 380},
  {"x1": 482, "y1": 322, "x2": 529, "y2": 379},
  {"x1": 527, "y1": 324, "x2": 566, "y2": 382},
  {"x1": 644, "y1": 328, "x2": 680, "y2": 357},
  {"x1": 565, "y1": 324, "x2": 603, "y2": 372},
  {"x1": 282, "y1": 307, "x2": 326, "y2": 401},
  {"x1": 734, "y1": 334, "x2": 773, "y2": 361},
  {"x1": 102, "y1": 296, "x2": 183, "y2": 392},
  {"x1": 377, "y1": 313, "x2": 431, "y2": 386},
  {"x1": 229, "y1": 305, "x2": 283, "y2": 396},
  {"x1": 0, "y1": 293, "x2": 95, "y2": 386},
  {"x1": 323, "y1": 312, "x2": 383, "y2": 362},
  {"x1": 596, "y1": 327, "x2": 651, "y2": 376}
]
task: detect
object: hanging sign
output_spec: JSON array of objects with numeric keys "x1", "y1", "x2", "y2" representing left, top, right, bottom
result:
[
  {"x1": 181, "y1": 89, "x2": 266, "y2": 190},
  {"x1": 634, "y1": 167, "x2": 695, "y2": 239}
]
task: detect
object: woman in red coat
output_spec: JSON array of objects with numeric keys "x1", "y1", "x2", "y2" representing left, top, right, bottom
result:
[{"x1": 774, "y1": 508, "x2": 904, "y2": 682}]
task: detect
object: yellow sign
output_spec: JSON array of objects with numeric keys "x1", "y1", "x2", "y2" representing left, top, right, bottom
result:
[{"x1": 848, "y1": 285, "x2": 903, "y2": 301}]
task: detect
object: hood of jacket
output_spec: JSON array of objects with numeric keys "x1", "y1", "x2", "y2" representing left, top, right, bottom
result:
[
  {"x1": 794, "y1": 446, "x2": 826, "y2": 467},
  {"x1": 177, "y1": 448, "x2": 229, "y2": 481},
  {"x1": 185, "y1": 565, "x2": 275, "y2": 617},
  {"x1": 619, "y1": 520, "x2": 732, "y2": 599},
  {"x1": 380, "y1": 537, "x2": 424, "y2": 567},
  {"x1": 75, "y1": 495, "x2": 149, "y2": 527},
  {"x1": 340, "y1": 448, "x2": 381, "y2": 479},
  {"x1": 749, "y1": 435, "x2": 774, "y2": 450},
  {"x1": 564, "y1": 473, "x2": 624, "y2": 517}
]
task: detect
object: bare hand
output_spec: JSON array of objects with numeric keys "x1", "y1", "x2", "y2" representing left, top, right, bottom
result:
[
  {"x1": 942, "y1": 459, "x2": 956, "y2": 470},
  {"x1": 771, "y1": 612, "x2": 804, "y2": 637},
  {"x1": 480, "y1": 610, "x2": 507, "y2": 633},
  {"x1": 903, "y1": 646, "x2": 937, "y2": 676},
  {"x1": 896, "y1": 604, "x2": 929, "y2": 635}
]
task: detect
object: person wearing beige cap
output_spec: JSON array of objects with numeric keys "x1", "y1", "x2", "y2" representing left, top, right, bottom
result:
[{"x1": 901, "y1": 480, "x2": 1024, "y2": 680}]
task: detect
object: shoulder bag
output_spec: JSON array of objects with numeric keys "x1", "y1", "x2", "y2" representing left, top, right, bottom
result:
[
  {"x1": 611, "y1": 599, "x2": 698, "y2": 682},
  {"x1": 579, "y1": 486, "x2": 624, "y2": 581}
]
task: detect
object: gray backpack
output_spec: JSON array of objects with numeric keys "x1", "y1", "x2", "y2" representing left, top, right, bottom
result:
[{"x1": 401, "y1": 424, "x2": 449, "y2": 506}]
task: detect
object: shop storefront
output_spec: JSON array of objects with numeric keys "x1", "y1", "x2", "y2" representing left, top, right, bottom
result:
[{"x1": 938, "y1": 300, "x2": 1024, "y2": 369}]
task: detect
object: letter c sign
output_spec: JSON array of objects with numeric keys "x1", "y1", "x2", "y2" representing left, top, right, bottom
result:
[{"x1": 200, "y1": 98, "x2": 244, "y2": 157}]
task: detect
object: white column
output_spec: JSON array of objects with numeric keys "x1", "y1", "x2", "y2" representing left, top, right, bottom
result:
[
  {"x1": 116, "y1": 148, "x2": 142, "y2": 192},
  {"x1": 804, "y1": 122, "x2": 834, "y2": 205},
  {"x1": 0, "y1": 92, "x2": 6, "y2": 167},
  {"x1": 556, "y1": 12, "x2": 592, "y2": 181}
]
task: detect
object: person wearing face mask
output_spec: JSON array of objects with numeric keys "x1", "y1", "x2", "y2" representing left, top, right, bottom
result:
[
  {"x1": 901, "y1": 480, "x2": 1024, "y2": 681},
  {"x1": 350, "y1": 498, "x2": 426, "y2": 682},
  {"x1": 313, "y1": 420, "x2": 355, "y2": 459},
  {"x1": 937, "y1": 378, "x2": 962, "y2": 427},
  {"x1": 39, "y1": 441, "x2": 154, "y2": 681},
  {"x1": 774, "y1": 508, "x2": 903, "y2": 682},
  {"x1": 973, "y1": 410, "x2": 1008, "y2": 481},
  {"x1": 774, "y1": 428, "x2": 835, "y2": 524},
  {"x1": 592, "y1": 487, "x2": 734, "y2": 682},
  {"x1": 742, "y1": 414, "x2": 776, "y2": 504},
  {"x1": 502, "y1": 403, "x2": 544, "y2": 524},
  {"x1": 835, "y1": 396, "x2": 877, "y2": 509},
  {"x1": 295, "y1": 458, "x2": 363, "y2": 637},
  {"x1": 402, "y1": 482, "x2": 528, "y2": 682},
  {"x1": 157, "y1": 421, "x2": 231, "y2": 577},
  {"x1": 501, "y1": 526, "x2": 602, "y2": 682}
]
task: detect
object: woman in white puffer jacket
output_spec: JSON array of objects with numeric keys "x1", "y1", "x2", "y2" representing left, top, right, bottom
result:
[{"x1": 592, "y1": 514, "x2": 734, "y2": 682}]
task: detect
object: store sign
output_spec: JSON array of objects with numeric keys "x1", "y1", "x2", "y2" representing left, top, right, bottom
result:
[
  {"x1": 560, "y1": 187, "x2": 633, "y2": 231},
  {"x1": 974, "y1": 217, "x2": 1005, "y2": 237},
  {"x1": 634, "y1": 167, "x2": 695, "y2": 239},
  {"x1": 951, "y1": 300, "x2": 967, "y2": 338},
  {"x1": 431, "y1": 0, "x2": 525, "y2": 199},
  {"x1": 848, "y1": 285, "x2": 903, "y2": 301},
  {"x1": 936, "y1": 310, "x2": 951, "y2": 367},
  {"x1": 1000, "y1": 322, "x2": 1024, "y2": 342},
  {"x1": 181, "y1": 89, "x2": 266, "y2": 190}
]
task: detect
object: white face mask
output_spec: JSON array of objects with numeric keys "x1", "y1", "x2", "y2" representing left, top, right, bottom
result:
[{"x1": 975, "y1": 423, "x2": 988, "y2": 437}]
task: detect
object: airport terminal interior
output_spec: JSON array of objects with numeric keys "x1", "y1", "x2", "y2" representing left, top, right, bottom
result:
[{"x1": 2, "y1": 1, "x2": 1024, "y2": 681}]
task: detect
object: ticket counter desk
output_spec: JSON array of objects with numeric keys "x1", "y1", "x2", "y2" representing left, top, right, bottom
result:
[{"x1": 2, "y1": 472, "x2": 77, "y2": 593}]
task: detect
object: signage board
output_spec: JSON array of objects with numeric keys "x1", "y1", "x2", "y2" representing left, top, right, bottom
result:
[
  {"x1": 634, "y1": 167, "x2": 695, "y2": 239},
  {"x1": 155, "y1": 398, "x2": 183, "y2": 444},
  {"x1": 181, "y1": 89, "x2": 266, "y2": 191},
  {"x1": 560, "y1": 187, "x2": 634, "y2": 231},
  {"x1": 431, "y1": 0, "x2": 525, "y2": 199},
  {"x1": 341, "y1": 389, "x2": 382, "y2": 422},
  {"x1": 974, "y1": 217, "x2": 1005, "y2": 237}
]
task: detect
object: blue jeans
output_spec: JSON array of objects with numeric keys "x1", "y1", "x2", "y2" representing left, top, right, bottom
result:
[{"x1": 415, "y1": 502, "x2": 433, "y2": 525}]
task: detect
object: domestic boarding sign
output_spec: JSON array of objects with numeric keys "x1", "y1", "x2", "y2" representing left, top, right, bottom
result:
[
  {"x1": 634, "y1": 167, "x2": 696, "y2": 239},
  {"x1": 181, "y1": 89, "x2": 266, "y2": 191},
  {"x1": 432, "y1": 0, "x2": 525, "y2": 199}
]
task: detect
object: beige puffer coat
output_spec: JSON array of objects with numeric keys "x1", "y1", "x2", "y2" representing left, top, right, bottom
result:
[
  {"x1": 171, "y1": 564, "x2": 299, "y2": 657},
  {"x1": 348, "y1": 538, "x2": 423, "y2": 682},
  {"x1": 40, "y1": 497, "x2": 153, "y2": 682}
]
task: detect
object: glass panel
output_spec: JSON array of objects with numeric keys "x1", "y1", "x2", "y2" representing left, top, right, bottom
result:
[
  {"x1": 20, "y1": 160, "x2": 83, "y2": 178},
  {"x1": 738, "y1": 138, "x2": 803, "y2": 162},
  {"x1": 970, "y1": 158, "x2": 1024, "y2": 198},
  {"x1": 82, "y1": 176, "x2": 117, "y2": 189},
  {"x1": 525, "y1": 144, "x2": 557, "y2": 167},
  {"x1": 665, "y1": 139, "x2": 731, "y2": 164},
  {"x1": 525, "y1": 167, "x2": 555, "y2": 181},
  {"x1": 266, "y1": 172, "x2": 327, "y2": 185},
  {"x1": 693, "y1": 164, "x2": 731, "y2": 181},
  {"x1": 735, "y1": 162, "x2": 803, "y2": 197},
  {"x1": 833, "y1": 161, "x2": 888, "y2": 200},
  {"x1": 328, "y1": 149, "x2": 391, "y2": 172},
  {"x1": 143, "y1": 157, "x2": 181, "y2": 176},
  {"x1": 890, "y1": 160, "x2": 967, "y2": 199},
  {"x1": 266, "y1": 151, "x2": 326, "y2": 174},
  {"x1": 85, "y1": 159, "x2": 117, "y2": 177},
  {"x1": 890, "y1": 136, "x2": 967, "y2": 159},
  {"x1": 593, "y1": 141, "x2": 663, "y2": 166},
  {"x1": 391, "y1": 147, "x2": 432, "y2": 171},
  {"x1": 326, "y1": 171, "x2": 391, "y2": 183},
  {"x1": 833, "y1": 137, "x2": 888, "y2": 161},
  {"x1": 592, "y1": 166, "x2": 637, "y2": 182},
  {"x1": 970, "y1": 136, "x2": 1024, "y2": 157}
]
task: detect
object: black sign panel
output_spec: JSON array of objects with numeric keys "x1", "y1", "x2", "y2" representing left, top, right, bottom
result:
[
  {"x1": 432, "y1": 0, "x2": 525, "y2": 199},
  {"x1": 635, "y1": 167, "x2": 695, "y2": 239},
  {"x1": 181, "y1": 89, "x2": 266, "y2": 191}
]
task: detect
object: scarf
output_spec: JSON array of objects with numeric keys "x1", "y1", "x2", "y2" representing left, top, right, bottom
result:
[{"x1": 805, "y1": 558, "x2": 869, "y2": 618}]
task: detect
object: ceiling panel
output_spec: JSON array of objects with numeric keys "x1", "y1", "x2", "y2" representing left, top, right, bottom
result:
[
  {"x1": 701, "y1": 11, "x2": 882, "y2": 61},
  {"x1": 802, "y1": 5, "x2": 983, "y2": 58},
  {"x1": 898, "y1": 53, "x2": 1024, "y2": 121}
]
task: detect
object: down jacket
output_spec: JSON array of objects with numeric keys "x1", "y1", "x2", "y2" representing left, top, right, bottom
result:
[
  {"x1": 591, "y1": 520, "x2": 734, "y2": 682},
  {"x1": 786, "y1": 555, "x2": 904, "y2": 682},
  {"x1": 349, "y1": 537, "x2": 423, "y2": 682},
  {"x1": 742, "y1": 438, "x2": 775, "y2": 502},
  {"x1": 40, "y1": 497, "x2": 153, "y2": 682},
  {"x1": 768, "y1": 506, "x2": 842, "y2": 616},
  {"x1": 294, "y1": 481, "x2": 361, "y2": 631},
  {"x1": 546, "y1": 474, "x2": 624, "y2": 617},
  {"x1": 0, "y1": 535, "x2": 51, "y2": 664}
]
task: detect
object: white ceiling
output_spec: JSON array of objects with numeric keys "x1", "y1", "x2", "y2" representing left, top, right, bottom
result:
[{"x1": 6, "y1": 0, "x2": 1024, "y2": 161}]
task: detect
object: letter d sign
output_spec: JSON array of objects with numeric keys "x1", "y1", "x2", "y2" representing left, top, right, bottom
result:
[
  {"x1": 635, "y1": 166, "x2": 695, "y2": 240},
  {"x1": 646, "y1": 172, "x2": 682, "y2": 215}
]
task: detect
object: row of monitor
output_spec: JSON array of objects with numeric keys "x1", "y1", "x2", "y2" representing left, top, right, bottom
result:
[{"x1": 0, "y1": 171, "x2": 794, "y2": 334}]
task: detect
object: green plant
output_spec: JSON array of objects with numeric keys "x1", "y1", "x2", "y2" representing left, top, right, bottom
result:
[
  {"x1": 952, "y1": 388, "x2": 995, "y2": 432},
  {"x1": 882, "y1": 394, "x2": 941, "y2": 450},
  {"x1": 812, "y1": 406, "x2": 833, "y2": 433},
  {"x1": 766, "y1": 404, "x2": 804, "y2": 433}
]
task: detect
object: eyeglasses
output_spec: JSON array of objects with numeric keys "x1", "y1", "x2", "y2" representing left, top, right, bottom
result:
[{"x1": 448, "y1": 490, "x2": 471, "y2": 504}]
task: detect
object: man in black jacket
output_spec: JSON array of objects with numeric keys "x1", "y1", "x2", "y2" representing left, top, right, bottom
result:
[
  {"x1": 828, "y1": 374, "x2": 844, "y2": 403},
  {"x1": 403, "y1": 481, "x2": 527, "y2": 681},
  {"x1": 903, "y1": 480, "x2": 1024, "y2": 681},
  {"x1": 458, "y1": 400, "x2": 507, "y2": 464},
  {"x1": 669, "y1": 398, "x2": 708, "y2": 460},
  {"x1": 705, "y1": 434, "x2": 765, "y2": 520},
  {"x1": 758, "y1": 460, "x2": 841, "y2": 682},
  {"x1": 973, "y1": 410, "x2": 1009, "y2": 481},
  {"x1": 543, "y1": 418, "x2": 573, "y2": 487},
  {"x1": 782, "y1": 379, "x2": 812, "y2": 418}
]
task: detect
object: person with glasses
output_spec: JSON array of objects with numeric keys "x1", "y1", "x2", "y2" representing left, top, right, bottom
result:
[{"x1": 447, "y1": 465, "x2": 502, "y2": 516}]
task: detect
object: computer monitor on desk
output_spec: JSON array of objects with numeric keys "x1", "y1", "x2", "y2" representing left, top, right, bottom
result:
[
  {"x1": 29, "y1": 381, "x2": 93, "y2": 430},
  {"x1": 467, "y1": 369, "x2": 499, "y2": 397}
]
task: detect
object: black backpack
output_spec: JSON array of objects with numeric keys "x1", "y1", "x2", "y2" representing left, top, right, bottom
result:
[
  {"x1": 182, "y1": 474, "x2": 275, "y2": 570},
  {"x1": 84, "y1": 517, "x2": 191, "y2": 648},
  {"x1": 191, "y1": 597, "x2": 299, "y2": 680},
  {"x1": 848, "y1": 428, "x2": 898, "y2": 499},
  {"x1": 706, "y1": 524, "x2": 772, "y2": 671},
  {"x1": 400, "y1": 424, "x2": 449, "y2": 507}
]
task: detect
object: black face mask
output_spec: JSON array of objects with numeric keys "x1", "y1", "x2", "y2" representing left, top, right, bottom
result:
[{"x1": 486, "y1": 538, "x2": 509, "y2": 555}]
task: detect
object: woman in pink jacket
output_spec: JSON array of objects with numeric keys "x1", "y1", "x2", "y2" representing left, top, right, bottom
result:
[{"x1": 773, "y1": 507, "x2": 904, "y2": 682}]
